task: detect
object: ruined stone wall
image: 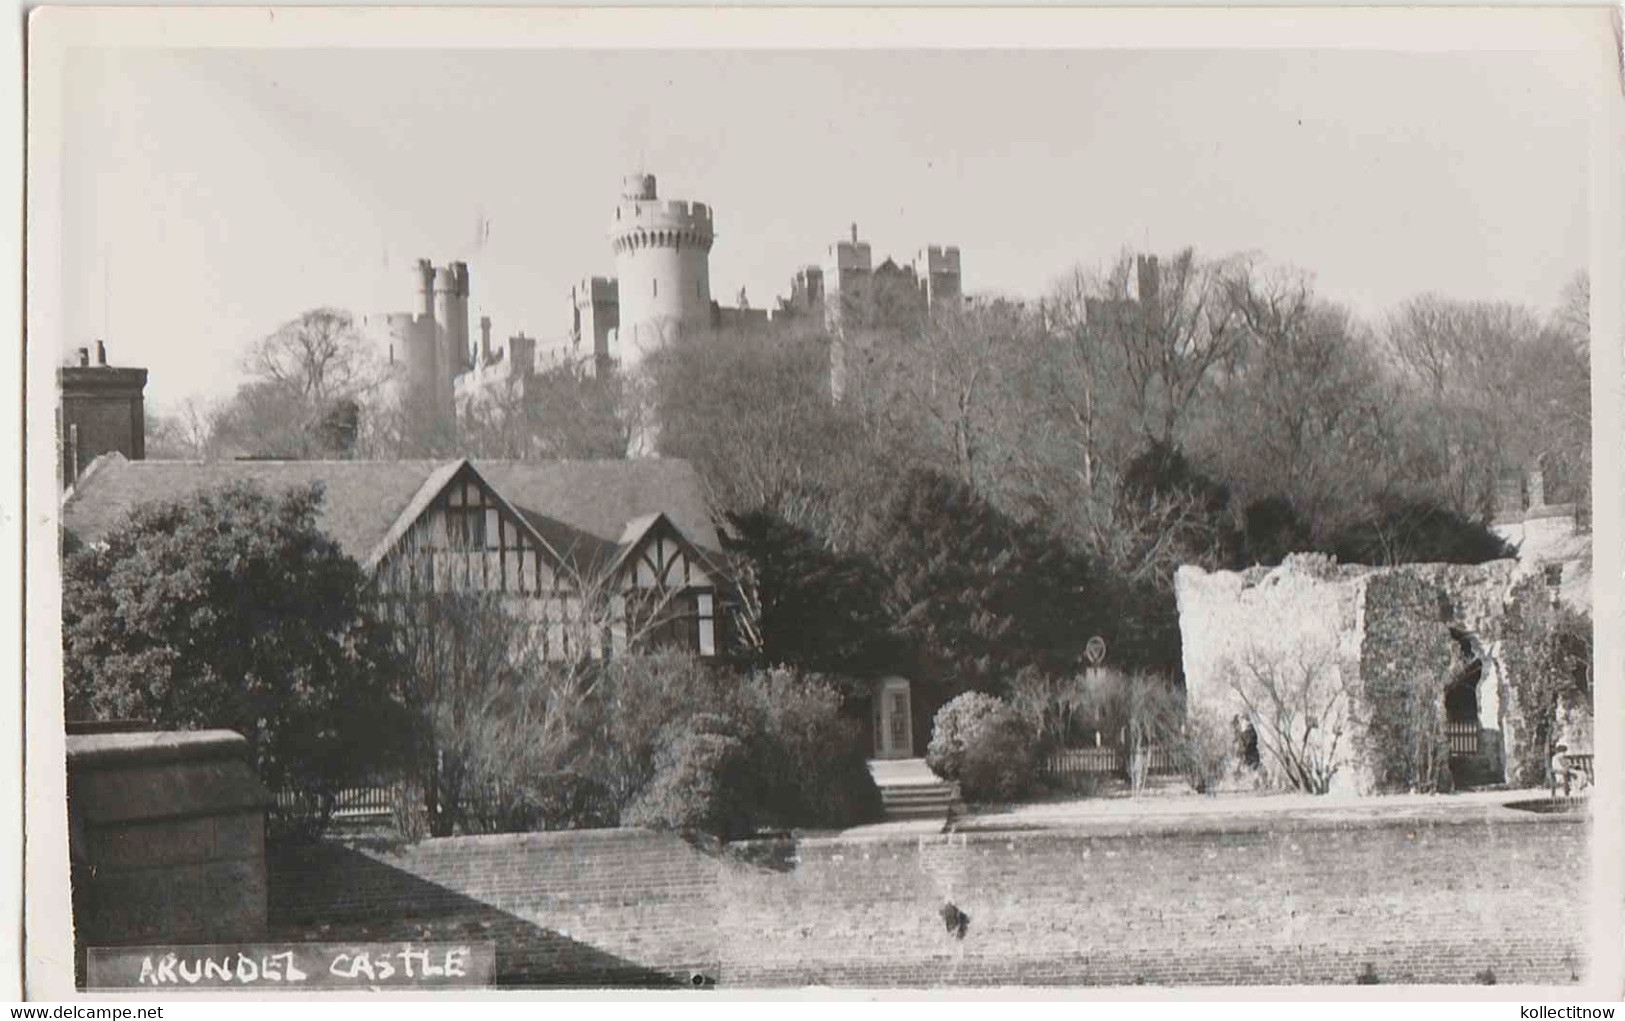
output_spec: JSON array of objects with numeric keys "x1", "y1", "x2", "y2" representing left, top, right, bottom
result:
[
  {"x1": 1496, "y1": 576, "x2": 1593, "y2": 786},
  {"x1": 1354, "y1": 571, "x2": 1460, "y2": 792},
  {"x1": 1176, "y1": 556, "x2": 1530, "y2": 794},
  {"x1": 1174, "y1": 555, "x2": 1371, "y2": 793}
]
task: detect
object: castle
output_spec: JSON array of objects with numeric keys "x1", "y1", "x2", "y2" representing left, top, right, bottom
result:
[{"x1": 370, "y1": 172, "x2": 965, "y2": 431}]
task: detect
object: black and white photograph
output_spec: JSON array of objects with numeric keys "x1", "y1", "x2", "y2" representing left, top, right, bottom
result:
[{"x1": 20, "y1": 4, "x2": 1624, "y2": 1001}]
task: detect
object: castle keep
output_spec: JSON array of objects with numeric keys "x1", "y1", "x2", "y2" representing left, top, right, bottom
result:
[{"x1": 600, "y1": 172, "x2": 716, "y2": 366}]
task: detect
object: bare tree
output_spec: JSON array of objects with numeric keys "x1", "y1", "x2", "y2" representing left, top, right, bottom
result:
[
  {"x1": 1556, "y1": 271, "x2": 1589, "y2": 347},
  {"x1": 1223, "y1": 644, "x2": 1353, "y2": 794},
  {"x1": 454, "y1": 364, "x2": 630, "y2": 461},
  {"x1": 1206, "y1": 264, "x2": 1396, "y2": 538},
  {"x1": 1091, "y1": 248, "x2": 1246, "y2": 448},
  {"x1": 650, "y1": 321, "x2": 907, "y2": 546},
  {"x1": 1038, "y1": 265, "x2": 1139, "y2": 495},
  {"x1": 247, "y1": 307, "x2": 383, "y2": 408},
  {"x1": 202, "y1": 308, "x2": 384, "y2": 459},
  {"x1": 388, "y1": 552, "x2": 697, "y2": 836},
  {"x1": 145, "y1": 397, "x2": 219, "y2": 460},
  {"x1": 861, "y1": 299, "x2": 1044, "y2": 489},
  {"x1": 1384, "y1": 293, "x2": 1590, "y2": 514}
]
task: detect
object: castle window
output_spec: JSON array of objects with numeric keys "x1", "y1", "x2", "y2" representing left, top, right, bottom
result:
[{"x1": 653, "y1": 279, "x2": 658, "y2": 298}]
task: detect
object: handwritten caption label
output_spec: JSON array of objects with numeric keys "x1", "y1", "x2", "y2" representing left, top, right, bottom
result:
[{"x1": 86, "y1": 942, "x2": 495, "y2": 990}]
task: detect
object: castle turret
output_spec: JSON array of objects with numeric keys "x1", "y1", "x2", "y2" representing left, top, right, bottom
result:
[
  {"x1": 415, "y1": 258, "x2": 436, "y2": 319},
  {"x1": 608, "y1": 172, "x2": 714, "y2": 368},
  {"x1": 435, "y1": 262, "x2": 471, "y2": 379},
  {"x1": 915, "y1": 245, "x2": 963, "y2": 310},
  {"x1": 822, "y1": 224, "x2": 873, "y2": 331},
  {"x1": 384, "y1": 258, "x2": 462, "y2": 429},
  {"x1": 571, "y1": 276, "x2": 620, "y2": 377}
]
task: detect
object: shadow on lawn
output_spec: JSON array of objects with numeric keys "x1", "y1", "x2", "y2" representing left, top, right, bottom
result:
[
  {"x1": 1504, "y1": 797, "x2": 1588, "y2": 815},
  {"x1": 267, "y1": 840, "x2": 697, "y2": 989}
]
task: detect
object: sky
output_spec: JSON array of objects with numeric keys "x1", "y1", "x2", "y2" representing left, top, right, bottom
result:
[{"x1": 56, "y1": 44, "x2": 1594, "y2": 413}]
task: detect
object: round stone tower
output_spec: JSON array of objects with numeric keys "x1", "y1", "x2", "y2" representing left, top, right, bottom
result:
[{"x1": 609, "y1": 172, "x2": 714, "y2": 368}]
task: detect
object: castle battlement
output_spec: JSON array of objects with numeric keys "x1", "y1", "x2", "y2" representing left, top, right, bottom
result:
[
  {"x1": 611, "y1": 200, "x2": 716, "y2": 250},
  {"x1": 827, "y1": 240, "x2": 873, "y2": 271},
  {"x1": 917, "y1": 245, "x2": 961, "y2": 273},
  {"x1": 380, "y1": 311, "x2": 434, "y2": 329},
  {"x1": 572, "y1": 276, "x2": 620, "y2": 303}
]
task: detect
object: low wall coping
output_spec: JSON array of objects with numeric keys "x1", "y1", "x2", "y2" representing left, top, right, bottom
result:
[
  {"x1": 67, "y1": 729, "x2": 273, "y2": 826},
  {"x1": 67, "y1": 729, "x2": 253, "y2": 770}
]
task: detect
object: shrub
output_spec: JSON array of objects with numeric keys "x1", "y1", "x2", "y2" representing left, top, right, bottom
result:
[
  {"x1": 623, "y1": 714, "x2": 754, "y2": 839},
  {"x1": 1177, "y1": 705, "x2": 1235, "y2": 795},
  {"x1": 591, "y1": 653, "x2": 740, "y2": 810},
  {"x1": 516, "y1": 772, "x2": 620, "y2": 831},
  {"x1": 455, "y1": 771, "x2": 618, "y2": 835},
  {"x1": 62, "y1": 481, "x2": 410, "y2": 831},
  {"x1": 739, "y1": 670, "x2": 883, "y2": 828},
  {"x1": 926, "y1": 692, "x2": 1038, "y2": 802}
]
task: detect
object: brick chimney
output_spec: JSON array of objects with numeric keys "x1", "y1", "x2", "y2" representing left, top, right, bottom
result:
[{"x1": 59, "y1": 342, "x2": 147, "y2": 488}]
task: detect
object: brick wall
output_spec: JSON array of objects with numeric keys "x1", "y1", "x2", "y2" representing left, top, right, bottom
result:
[{"x1": 269, "y1": 813, "x2": 1588, "y2": 989}]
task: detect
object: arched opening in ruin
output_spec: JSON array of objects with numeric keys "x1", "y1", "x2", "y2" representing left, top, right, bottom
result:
[
  {"x1": 1444, "y1": 660, "x2": 1482, "y2": 725},
  {"x1": 1444, "y1": 627, "x2": 1485, "y2": 770}
]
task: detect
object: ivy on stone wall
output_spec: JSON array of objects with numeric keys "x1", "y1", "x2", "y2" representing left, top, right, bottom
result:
[
  {"x1": 1355, "y1": 573, "x2": 1456, "y2": 793},
  {"x1": 1497, "y1": 578, "x2": 1592, "y2": 787}
]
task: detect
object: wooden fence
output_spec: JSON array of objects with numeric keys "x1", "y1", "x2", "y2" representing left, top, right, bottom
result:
[
  {"x1": 1043, "y1": 744, "x2": 1182, "y2": 778},
  {"x1": 272, "y1": 784, "x2": 397, "y2": 821},
  {"x1": 272, "y1": 780, "x2": 529, "y2": 828}
]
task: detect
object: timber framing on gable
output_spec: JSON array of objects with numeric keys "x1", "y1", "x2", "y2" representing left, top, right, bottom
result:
[
  {"x1": 615, "y1": 512, "x2": 718, "y2": 592},
  {"x1": 612, "y1": 513, "x2": 724, "y2": 657},
  {"x1": 370, "y1": 461, "x2": 565, "y2": 597},
  {"x1": 366, "y1": 466, "x2": 728, "y2": 659}
]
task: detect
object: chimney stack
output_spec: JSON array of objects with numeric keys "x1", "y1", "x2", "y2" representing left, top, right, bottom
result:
[
  {"x1": 480, "y1": 316, "x2": 492, "y2": 364},
  {"x1": 95, "y1": 340, "x2": 107, "y2": 366},
  {"x1": 77, "y1": 347, "x2": 89, "y2": 367},
  {"x1": 850, "y1": 223, "x2": 858, "y2": 244}
]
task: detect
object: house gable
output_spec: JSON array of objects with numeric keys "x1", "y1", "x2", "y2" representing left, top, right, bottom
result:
[
  {"x1": 613, "y1": 512, "x2": 718, "y2": 592},
  {"x1": 370, "y1": 460, "x2": 566, "y2": 597},
  {"x1": 611, "y1": 512, "x2": 725, "y2": 657}
]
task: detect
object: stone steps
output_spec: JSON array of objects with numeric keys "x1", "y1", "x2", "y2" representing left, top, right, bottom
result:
[{"x1": 869, "y1": 758, "x2": 963, "y2": 822}]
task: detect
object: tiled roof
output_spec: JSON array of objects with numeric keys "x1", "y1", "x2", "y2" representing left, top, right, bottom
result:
[
  {"x1": 476, "y1": 459, "x2": 720, "y2": 552},
  {"x1": 62, "y1": 456, "x2": 439, "y2": 559},
  {"x1": 61, "y1": 454, "x2": 721, "y2": 567}
]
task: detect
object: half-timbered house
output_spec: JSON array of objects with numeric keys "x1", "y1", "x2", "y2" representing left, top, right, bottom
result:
[{"x1": 61, "y1": 453, "x2": 730, "y2": 659}]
